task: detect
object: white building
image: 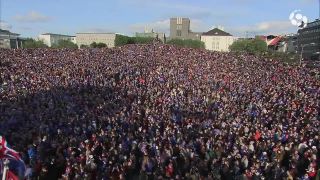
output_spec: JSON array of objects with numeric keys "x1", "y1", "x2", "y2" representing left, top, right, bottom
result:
[
  {"x1": 38, "y1": 33, "x2": 76, "y2": 47},
  {"x1": 76, "y1": 33, "x2": 116, "y2": 48},
  {"x1": 201, "y1": 28, "x2": 236, "y2": 52}
]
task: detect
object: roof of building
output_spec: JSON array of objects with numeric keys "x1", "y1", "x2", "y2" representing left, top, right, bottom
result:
[
  {"x1": 268, "y1": 36, "x2": 282, "y2": 46},
  {"x1": 202, "y1": 28, "x2": 232, "y2": 36},
  {"x1": 0, "y1": 29, "x2": 20, "y2": 36},
  {"x1": 170, "y1": 17, "x2": 190, "y2": 20},
  {"x1": 76, "y1": 32, "x2": 115, "y2": 34},
  {"x1": 41, "y1": 33, "x2": 75, "y2": 37}
]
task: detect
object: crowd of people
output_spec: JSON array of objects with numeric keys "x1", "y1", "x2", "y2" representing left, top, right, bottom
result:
[{"x1": 0, "y1": 44, "x2": 319, "y2": 180}]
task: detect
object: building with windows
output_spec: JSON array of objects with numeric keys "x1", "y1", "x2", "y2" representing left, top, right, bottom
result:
[
  {"x1": 258, "y1": 34, "x2": 297, "y2": 53},
  {"x1": 76, "y1": 33, "x2": 116, "y2": 47},
  {"x1": 201, "y1": 28, "x2": 235, "y2": 52},
  {"x1": 170, "y1": 17, "x2": 202, "y2": 40},
  {"x1": 0, "y1": 29, "x2": 23, "y2": 49},
  {"x1": 297, "y1": 19, "x2": 320, "y2": 60},
  {"x1": 38, "y1": 33, "x2": 76, "y2": 47},
  {"x1": 285, "y1": 34, "x2": 298, "y2": 53}
]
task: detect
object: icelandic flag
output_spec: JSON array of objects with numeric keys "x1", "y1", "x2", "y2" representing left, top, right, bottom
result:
[{"x1": 0, "y1": 136, "x2": 26, "y2": 180}]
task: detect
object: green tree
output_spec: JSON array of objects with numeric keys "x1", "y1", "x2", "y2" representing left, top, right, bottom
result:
[
  {"x1": 229, "y1": 38, "x2": 267, "y2": 54},
  {"x1": 134, "y1": 37, "x2": 154, "y2": 44},
  {"x1": 251, "y1": 38, "x2": 268, "y2": 53},
  {"x1": 166, "y1": 39, "x2": 205, "y2": 49},
  {"x1": 52, "y1": 40, "x2": 78, "y2": 49},
  {"x1": 115, "y1": 35, "x2": 131, "y2": 47},
  {"x1": 22, "y1": 38, "x2": 48, "y2": 48},
  {"x1": 115, "y1": 35, "x2": 156, "y2": 47},
  {"x1": 90, "y1": 42, "x2": 98, "y2": 48},
  {"x1": 127, "y1": 37, "x2": 136, "y2": 44},
  {"x1": 96, "y1": 42, "x2": 107, "y2": 48},
  {"x1": 80, "y1": 44, "x2": 89, "y2": 48},
  {"x1": 90, "y1": 42, "x2": 107, "y2": 48}
]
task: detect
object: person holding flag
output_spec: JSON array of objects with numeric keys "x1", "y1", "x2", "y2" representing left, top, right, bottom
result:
[{"x1": 0, "y1": 136, "x2": 26, "y2": 180}]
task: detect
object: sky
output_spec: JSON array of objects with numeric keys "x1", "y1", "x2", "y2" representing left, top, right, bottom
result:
[{"x1": 0, "y1": 0, "x2": 319, "y2": 38}]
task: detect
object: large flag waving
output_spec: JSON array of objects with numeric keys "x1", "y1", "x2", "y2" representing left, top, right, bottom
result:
[{"x1": 0, "y1": 136, "x2": 25, "y2": 180}]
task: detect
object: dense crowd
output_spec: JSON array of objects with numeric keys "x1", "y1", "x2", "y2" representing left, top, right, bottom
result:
[{"x1": 0, "y1": 44, "x2": 319, "y2": 180}]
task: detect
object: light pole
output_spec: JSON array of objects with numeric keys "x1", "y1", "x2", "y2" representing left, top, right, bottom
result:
[
  {"x1": 300, "y1": 42, "x2": 316, "y2": 66},
  {"x1": 1, "y1": 159, "x2": 9, "y2": 180}
]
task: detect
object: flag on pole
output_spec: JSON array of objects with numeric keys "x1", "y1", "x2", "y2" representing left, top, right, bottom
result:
[
  {"x1": 0, "y1": 136, "x2": 25, "y2": 180},
  {"x1": 0, "y1": 136, "x2": 21, "y2": 161}
]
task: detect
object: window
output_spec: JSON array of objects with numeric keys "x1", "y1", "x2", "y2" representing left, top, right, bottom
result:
[
  {"x1": 177, "y1": 30, "x2": 182, "y2": 36},
  {"x1": 177, "y1": 25, "x2": 182, "y2": 30}
]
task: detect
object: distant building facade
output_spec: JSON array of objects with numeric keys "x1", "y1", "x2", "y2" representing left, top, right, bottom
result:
[
  {"x1": 201, "y1": 28, "x2": 235, "y2": 52},
  {"x1": 170, "y1": 18, "x2": 201, "y2": 40},
  {"x1": 76, "y1": 33, "x2": 116, "y2": 47},
  {"x1": 0, "y1": 29, "x2": 23, "y2": 49},
  {"x1": 136, "y1": 29, "x2": 166, "y2": 43},
  {"x1": 297, "y1": 19, "x2": 320, "y2": 60},
  {"x1": 38, "y1": 33, "x2": 76, "y2": 47},
  {"x1": 285, "y1": 34, "x2": 298, "y2": 53},
  {"x1": 256, "y1": 34, "x2": 298, "y2": 53}
]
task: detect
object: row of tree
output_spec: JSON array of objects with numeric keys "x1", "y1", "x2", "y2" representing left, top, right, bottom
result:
[
  {"x1": 23, "y1": 36, "x2": 155, "y2": 49},
  {"x1": 22, "y1": 38, "x2": 48, "y2": 48},
  {"x1": 229, "y1": 38, "x2": 267, "y2": 54},
  {"x1": 115, "y1": 35, "x2": 205, "y2": 49},
  {"x1": 114, "y1": 35, "x2": 154, "y2": 46},
  {"x1": 166, "y1": 39, "x2": 205, "y2": 49},
  {"x1": 80, "y1": 42, "x2": 107, "y2": 48},
  {"x1": 23, "y1": 36, "x2": 269, "y2": 54}
]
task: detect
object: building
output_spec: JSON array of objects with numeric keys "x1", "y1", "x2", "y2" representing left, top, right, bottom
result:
[
  {"x1": 285, "y1": 34, "x2": 298, "y2": 53},
  {"x1": 136, "y1": 28, "x2": 166, "y2": 43},
  {"x1": 256, "y1": 34, "x2": 298, "y2": 53},
  {"x1": 273, "y1": 35, "x2": 298, "y2": 53},
  {"x1": 297, "y1": 19, "x2": 320, "y2": 60},
  {"x1": 201, "y1": 28, "x2": 235, "y2": 52},
  {"x1": 0, "y1": 29, "x2": 23, "y2": 49},
  {"x1": 170, "y1": 17, "x2": 202, "y2": 40},
  {"x1": 258, "y1": 35, "x2": 285, "y2": 52},
  {"x1": 38, "y1": 33, "x2": 76, "y2": 47},
  {"x1": 76, "y1": 33, "x2": 116, "y2": 47}
]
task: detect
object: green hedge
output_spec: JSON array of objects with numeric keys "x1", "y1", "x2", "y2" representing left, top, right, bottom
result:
[
  {"x1": 51, "y1": 40, "x2": 78, "y2": 49},
  {"x1": 166, "y1": 39, "x2": 205, "y2": 49},
  {"x1": 22, "y1": 38, "x2": 48, "y2": 48},
  {"x1": 115, "y1": 35, "x2": 154, "y2": 47},
  {"x1": 229, "y1": 38, "x2": 267, "y2": 54},
  {"x1": 90, "y1": 42, "x2": 107, "y2": 48},
  {"x1": 115, "y1": 35, "x2": 205, "y2": 49}
]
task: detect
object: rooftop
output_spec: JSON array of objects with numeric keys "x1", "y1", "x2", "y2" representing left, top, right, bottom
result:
[
  {"x1": 0, "y1": 29, "x2": 20, "y2": 36},
  {"x1": 170, "y1": 17, "x2": 190, "y2": 20},
  {"x1": 41, "y1": 33, "x2": 75, "y2": 37},
  {"x1": 76, "y1": 32, "x2": 115, "y2": 34},
  {"x1": 202, "y1": 28, "x2": 232, "y2": 36}
]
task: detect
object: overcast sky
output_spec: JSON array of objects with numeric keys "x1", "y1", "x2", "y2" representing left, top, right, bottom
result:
[{"x1": 0, "y1": 0, "x2": 319, "y2": 37}]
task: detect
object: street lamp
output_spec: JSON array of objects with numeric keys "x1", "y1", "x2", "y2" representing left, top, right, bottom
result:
[{"x1": 300, "y1": 42, "x2": 316, "y2": 66}]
